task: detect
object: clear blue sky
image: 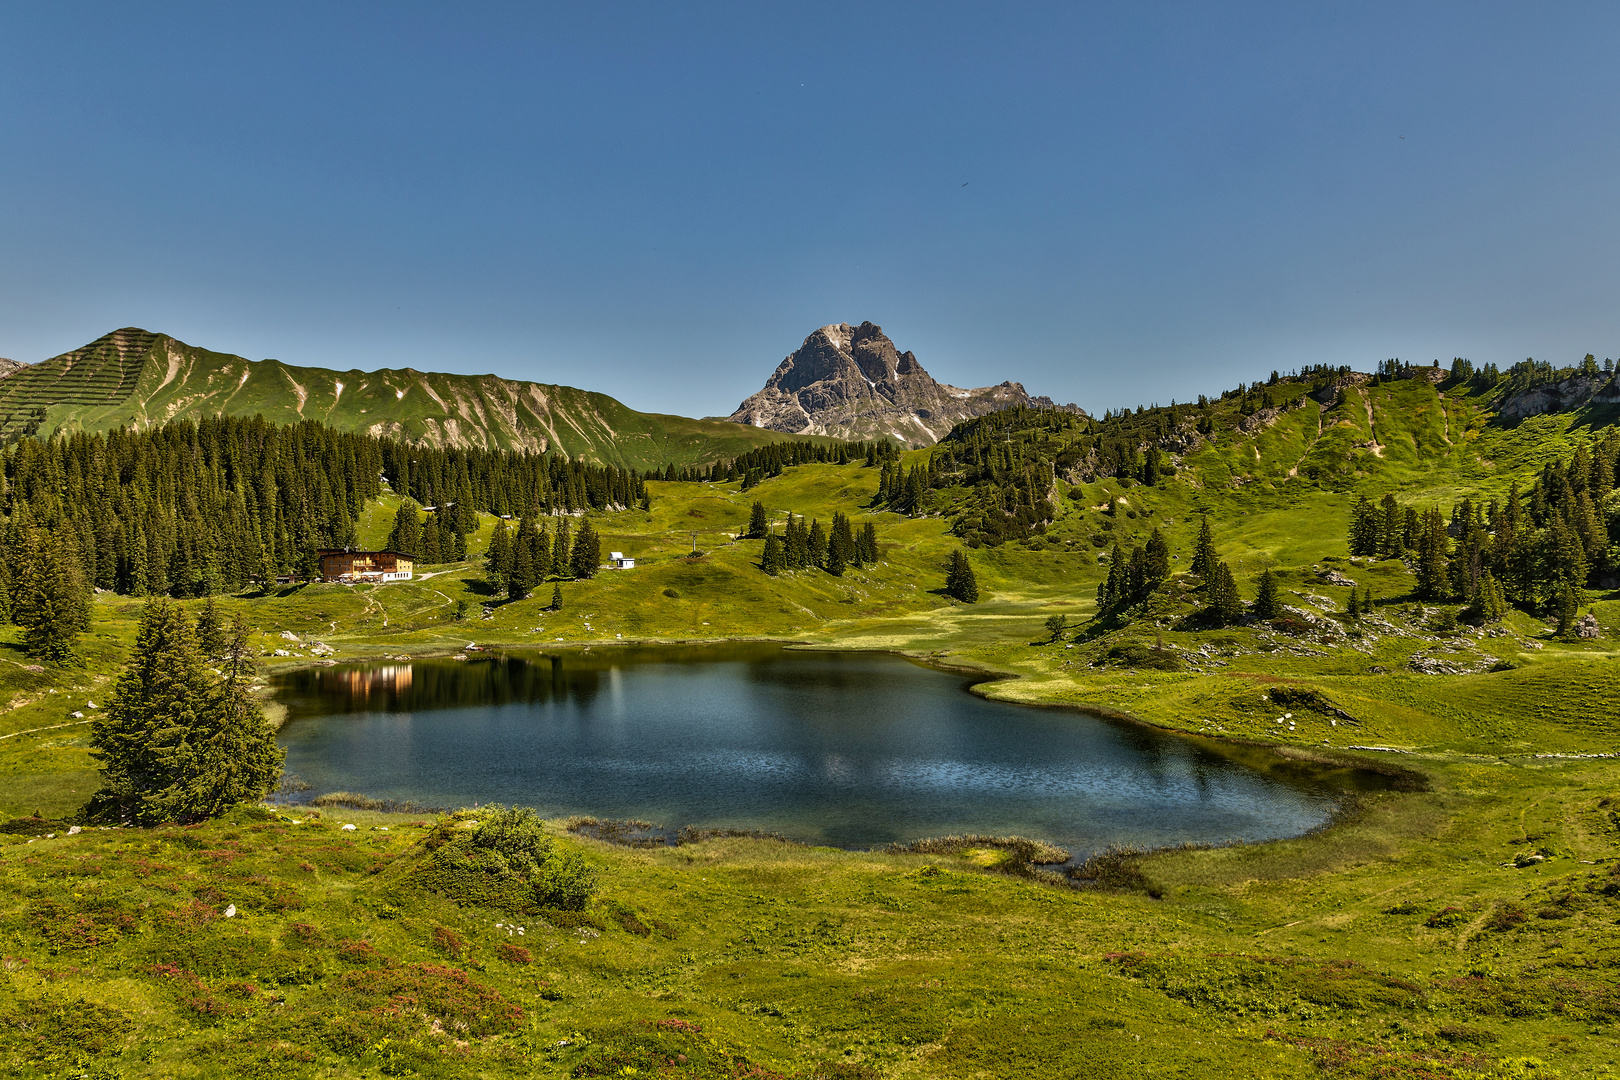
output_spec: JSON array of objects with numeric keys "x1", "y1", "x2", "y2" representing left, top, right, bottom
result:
[{"x1": 3, "y1": 3, "x2": 1618, "y2": 418}]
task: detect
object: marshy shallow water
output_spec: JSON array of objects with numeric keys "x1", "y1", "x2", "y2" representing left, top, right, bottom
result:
[{"x1": 272, "y1": 643, "x2": 1390, "y2": 856}]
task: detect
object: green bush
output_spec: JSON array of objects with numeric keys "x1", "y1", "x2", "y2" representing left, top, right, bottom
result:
[{"x1": 409, "y1": 807, "x2": 597, "y2": 913}]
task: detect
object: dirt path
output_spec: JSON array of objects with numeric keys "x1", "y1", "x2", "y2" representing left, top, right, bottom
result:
[
  {"x1": 1287, "y1": 402, "x2": 1327, "y2": 477},
  {"x1": 1436, "y1": 391, "x2": 1454, "y2": 446},
  {"x1": 0, "y1": 719, "x2": 91, "y2": 742},
  {"x1": 1361, "y1": 393, "x2": 1385, "y2": 456}
]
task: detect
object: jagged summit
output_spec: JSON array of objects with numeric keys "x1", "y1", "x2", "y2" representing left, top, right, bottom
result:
[
  {"x1": 726, "y1": 321, "x2": 1079, "y2": 447},
  {"x1": 0, "y1": 358, "x2": 25, "y2": 379}
]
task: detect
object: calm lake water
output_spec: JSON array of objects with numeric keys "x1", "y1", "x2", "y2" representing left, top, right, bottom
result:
[{"x1": 273, "y1": 644, "x2": 1385, "y2": 856}]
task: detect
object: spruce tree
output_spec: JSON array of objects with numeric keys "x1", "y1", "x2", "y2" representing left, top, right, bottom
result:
[
  {"x1": 859, "y1": 522, "x2": 879, "y2": 565},
  {"x1": 12, "y1": 527, "x2": 89, "y2": 665},
  {"x1": 1144, "y1": 528, "x2": 1171, "y2": 590},
  {"x1": 747, "y1": 501, "x2": 768, "y2": 539},
  {"x1": 1252, "y1": 569, "x2": 1282, "y2": 619},
  {"x1": 552, "y1": 518, "x2": 573, "y2": 579},
  {"x1": 509, "y1": 542, "x2": 534, "y2": 601},
  {"x1": 761, "y1": 534, "x2": 785, "y2": 575},
  {"x1": 485, "y1": 521, "x2": 513, "y2": 593},
  {"x1": 945, "y1": 550, "x2": 979, "y2": 603},
  {"x1": 807, "y1": 519, "x2": 827, "y2": 565},
  {"x1": 90, "y1": 600, "x2": 211, "y2": 824},
  {"x1": 1346, "y1": 586, "x2": 1361, "y2": 618},
  {"x1": 571, "y1": 519, "x2": 601, "y2": 579},
  {"x1": 183, "y1": 617, "x2": 284, "y2": 819},
  {"x1": 1191, "y1": 516, "x2": 1218, "y2": 581},
  {"x1": 386, "y1": 500, "x2": 422, "y2": 556},
  {"x1": 551, "y1": 584, "x2": 563, "y2": 611},
  {"x1": 194, "y1": 596, "x2": 227, "y2": 661},
  {"x1": 1206, "y1": 562, "x2": 1243, "y2": 626}
]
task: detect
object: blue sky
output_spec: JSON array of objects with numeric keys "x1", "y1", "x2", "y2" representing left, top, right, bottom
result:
[{"x1": 3, "y1": 3, "x2": 1618, "y2": 418}]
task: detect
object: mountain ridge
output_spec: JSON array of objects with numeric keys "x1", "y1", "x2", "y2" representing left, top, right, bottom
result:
[{"x1": 0, "y1": 328, "x2": 827, "y2": 471}]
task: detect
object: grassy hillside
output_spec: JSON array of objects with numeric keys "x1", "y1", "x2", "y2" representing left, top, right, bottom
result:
[
  {"x1": 2, "y1": 366, "x2": 1620, "y2": 1076},
  {"x1": 0, "y1": 328, "x2": 819, "y2": 470}
]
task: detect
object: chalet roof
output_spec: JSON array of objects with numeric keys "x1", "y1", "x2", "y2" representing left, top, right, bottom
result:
[{"x1": 316, "y1": 548, "x2": 416, "y2": 560}]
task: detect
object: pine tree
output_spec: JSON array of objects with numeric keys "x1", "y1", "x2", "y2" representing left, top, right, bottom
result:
[
  {"x1": 551, "y1": 584, "x2": 563, "y2": 611},
  {"x1": 1144, "y1": 528, "x2": 1171, "y2": 590},
  {"x1": 386, "y1": 500, "x2": 422, "y2": 556},
  {"x1": 485, "y1": 521, "x2": 513, "y2": 593},
  {"x1": 1252, "y1": 569, "x2": 1282, "y2": 619},
  {"x1": 807, "y1": 519, "x2": 827, "y2": 565},
  {"x1": 1362, "y1": 587, "x2": 1375, "y2": 616},
  {"x1": 89, "y1": 600, "x2": 211, "y2": 824},
  {"x1": 1191, "y1": 516, "x2": 1218, "y2": 581},
  {"x1": 571, "y1": 519, "x2": 601, "y2": 579},
  {"x1": 182, "y1": 616, "x2": 284, "y2": 820},
  {"x1": 858, "y1": 522, "x2": 879, "y2": 566},
  {"x1": 761, "y1": 533, "x2": 785, "y2": 575},
  {"x1": 509, "y1": 541, "x2": 534, "y2": 601},
  {"x1": 747, "y1": 501, "x2": 768, "y2": 539},
  {"x1": 552, "y1": 518, "x2": 573, "y2": 579},
  {"x1": 1346, "y1": 586, "x2": 1361, "y2": 618},
  {"x1": 945, "y1": 550, "x2": 979, "y2": 603},
  {"x1": 1555, "y1": 583, "x2": 1580, "y2": 637},
  {"x1": 194, "y1": 596, "x2": 227, "y2": 661},
  {"x1": 1206, "y1": 562, "x2": 1243, "y2": 626},
  {"x1": 1098, "y1": 542, "x2": 1127, "y2": 610},
  {"x1": 12, "y1": 527, "x2": 89, "y2": 665}
]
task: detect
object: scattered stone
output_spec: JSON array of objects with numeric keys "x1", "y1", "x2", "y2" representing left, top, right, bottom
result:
[
  {"x1": 66, "y1": 825, "x2": 81, "y2": 835},
  {"x1": 341, "y1": 823, "x2": 357, "y2": 831},
  {"x1": 280, "y1": 630, "x2": 301, "y2": 641},
  {"x1": 1576, "y1": 614, "x2": 1601, "y2": 639},
  {"x1": 224, "y1": 904, "x2": 237, "y2": 918},
  {"x1": 1317, "y1": 568, "x2": 1357, "y2": 587}
]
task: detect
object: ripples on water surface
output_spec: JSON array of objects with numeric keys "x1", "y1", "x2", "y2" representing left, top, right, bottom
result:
[{"x1": 273, "y1": 644, "x2": 1389, "y2": 855}]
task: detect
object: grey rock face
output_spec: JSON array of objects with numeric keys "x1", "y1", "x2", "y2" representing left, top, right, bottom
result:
[
  {"x1": 0, "y1": 358, "x2": 26, "y2": 380},
  {"x1": 726, "y1": 322, "x2": 1077, "y2": 447}
]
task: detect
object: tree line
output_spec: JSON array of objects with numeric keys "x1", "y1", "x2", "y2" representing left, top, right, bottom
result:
[
  {"x1": 0, "y1": 414, "x2": 650, "y2": 610},
  {"x1": 1348, "y1": 429, "x2": 1619, "y2": 628}
]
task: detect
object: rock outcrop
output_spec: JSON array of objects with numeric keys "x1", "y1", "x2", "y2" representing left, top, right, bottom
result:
[
  {"x1": 725, "y1": 322, "x2": 1079, "y2": 447},
  {"x1": 0, "y1": 358, "x2": 25, "y2": 379},
  {"x1": 1497, "y1": 371, "x2": 1620, "y2": 421}
]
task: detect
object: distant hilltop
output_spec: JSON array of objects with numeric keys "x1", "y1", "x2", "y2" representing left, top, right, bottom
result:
[
  {"x1": 725, "y1": 321, "x2": 1082, "y2": 448},
  {"x1": 0, "y1": 328, "x2": 815, "y2": 470},
  {"x1": 0, "y1": 357, "x2": 26, "y2": 379}
]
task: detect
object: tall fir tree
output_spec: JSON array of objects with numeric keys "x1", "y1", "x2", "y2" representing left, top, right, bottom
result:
[
  {"x1": 746, "y1": 501, "x2": 768, "y2": 539},
  {"x1": 194, "y1": 596, "x2": 227, "y2": 661},
  {"x1": 1252, "y1": 569, "x2": 1282, "y2": 619},
  {"x1": 571, "y1": 519, "x2": 601, "y2": 579},
  {"x1": 945, "y1": 549, "x2": 979, "y2": 603},
  {"x1": 761, "y1": 533, "x2": 785, "y2": 575},
  {"x1": 89, "y1": 600, "x2": 211, "y2": 824},
  {"x1": 485, "y1": 521, "x2": 513, "y2": 593},
  {"x1": 12, "y1": 527, "x2": 89, "y2": 665},
  {"x1": 1191, "y1": 516, "x2": 1218, "y2": 581}
]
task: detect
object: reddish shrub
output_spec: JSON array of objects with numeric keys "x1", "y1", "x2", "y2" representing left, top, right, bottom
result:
[{"x1": 496, "y1": 942, "x2": 532, "y2": 964}]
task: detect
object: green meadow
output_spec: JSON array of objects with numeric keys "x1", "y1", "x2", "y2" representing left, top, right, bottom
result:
[{"x1": 2, "y1": 372, "x2": 1619, "y2": 1077}]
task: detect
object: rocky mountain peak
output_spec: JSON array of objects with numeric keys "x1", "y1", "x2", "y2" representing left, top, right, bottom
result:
[{"x1": 726, "y1": 321, "x2": 1079, "y2": 447}]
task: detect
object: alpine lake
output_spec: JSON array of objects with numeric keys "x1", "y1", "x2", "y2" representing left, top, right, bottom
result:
[{"x1": 271, "y1": 643, "x2": 1394, "y2": 860}]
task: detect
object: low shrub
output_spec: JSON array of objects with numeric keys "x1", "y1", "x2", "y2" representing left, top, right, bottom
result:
[
  {"x1": 1067, "y1": 845, "x2": 1161, "y2": 896},
  {"x1": 408, "y1": 806, "x2": 597, "y2": 914}
]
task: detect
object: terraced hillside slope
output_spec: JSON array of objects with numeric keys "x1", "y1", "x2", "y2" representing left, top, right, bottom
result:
[
  {"x1": 726, "y1": 320, "x2": 1080, "y2": 446},
  {"x1": 0, "y1": 328, "x2": 815, "y2": 469}
]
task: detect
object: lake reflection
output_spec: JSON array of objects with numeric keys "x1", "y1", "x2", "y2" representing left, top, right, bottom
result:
[{"x1": 273, "y1": 645, "x2": 1382, "y2": 855}]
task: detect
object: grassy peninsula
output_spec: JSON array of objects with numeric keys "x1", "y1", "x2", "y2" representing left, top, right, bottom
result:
[{"x1": 1, "y1": 363, "x2": 1619, "y2": 1077}]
